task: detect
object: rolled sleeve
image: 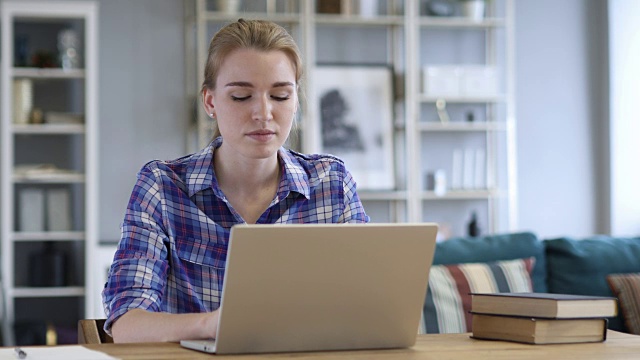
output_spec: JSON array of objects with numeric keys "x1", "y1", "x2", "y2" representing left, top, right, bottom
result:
[{"x1": 102, "y1": 167, "x2": 170, "y2": 333}]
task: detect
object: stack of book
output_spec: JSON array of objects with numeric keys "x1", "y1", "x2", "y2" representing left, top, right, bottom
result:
[{"x1": 470, "y1": 292, "x2": 618, "y2": 344}]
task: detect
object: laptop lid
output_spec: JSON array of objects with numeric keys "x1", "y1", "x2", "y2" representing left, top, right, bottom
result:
[{"x1": 183, "y1": 223, "x2": 437, "y2": 355}]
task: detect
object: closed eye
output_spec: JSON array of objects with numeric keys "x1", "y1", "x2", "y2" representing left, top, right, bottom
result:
[
  {"x1": 272, "y1": 95, "x2": 290, "y2": 101},
  {"x1": 231, "y1": 95, "x2": 250, "y2": 102}
]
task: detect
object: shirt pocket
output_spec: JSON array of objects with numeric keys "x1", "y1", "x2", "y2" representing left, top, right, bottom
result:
[
  {"x1": 175, "y1": 236, "x2": 228, "y2": 270},
  {"x1": 174, "y1": 236, "x2": 227, "y2": 310}
]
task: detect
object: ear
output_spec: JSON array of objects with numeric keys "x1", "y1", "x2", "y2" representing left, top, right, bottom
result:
[{"x1": 202, "y1": 88, "x2": 215, "y2": 117}]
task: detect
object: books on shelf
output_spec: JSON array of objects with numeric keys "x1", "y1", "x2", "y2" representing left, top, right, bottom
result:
[
  {"x1": 470, "y1": 292, "x2": 618, "y2": 319},
  {"x1": 13, "y1": 79, "x2": 33, "y2": 124},
  {"x1": 470, "y1": 292, "x2": 618, "y2": 345},
  {"x1": 471, "y1": 313, "x2": 608, "y2": 345},
  {"x1": 14, "y1": 164, "x2": 82, "y2": 181},
  {"x1": 19, "y1": 188, "x2": 45, "y2": 232},
  {"x1": 47, "y1": 188, "x2": 72, "y2": 231},
  {"x1": 45, "y1": 111, "x2": 84, "y2": 124}
]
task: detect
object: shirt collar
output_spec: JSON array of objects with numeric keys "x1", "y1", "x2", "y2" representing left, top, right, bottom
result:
[
  {"x1": 185, "y1": 138, "x2": 218, "y2": 197},
  {"x1": 277, "y1": 148, "x2": 310, "y2": 200},
  {"x1": 185, "y1": 137, "x2": 310, "y2": 200}
]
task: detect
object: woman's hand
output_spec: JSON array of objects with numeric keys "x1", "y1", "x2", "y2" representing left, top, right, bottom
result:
[{"x1": 111, "y1": 308, "x2": 220, "y2": 343}]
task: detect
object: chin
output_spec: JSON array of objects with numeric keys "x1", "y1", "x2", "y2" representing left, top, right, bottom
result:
[{"x1": 245, "y1": 144, "x2": 281, "y2": 159}]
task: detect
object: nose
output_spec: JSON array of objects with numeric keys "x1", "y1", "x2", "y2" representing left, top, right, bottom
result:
[{"x1": 252, "y1": 94, "x2": 273, "y2": 122}]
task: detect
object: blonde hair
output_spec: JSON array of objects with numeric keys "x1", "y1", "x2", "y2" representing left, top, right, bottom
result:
[{"x1": 201, "y1": 19, "x2": 303, "y2": 140}]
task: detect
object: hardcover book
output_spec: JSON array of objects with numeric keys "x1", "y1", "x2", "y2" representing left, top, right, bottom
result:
[
  {"x1": 470, "y1": 292, "x2": 618, "y2": 319},
  {"x1": 471, "y1": 313, "x2": 608, "y2": 344}
]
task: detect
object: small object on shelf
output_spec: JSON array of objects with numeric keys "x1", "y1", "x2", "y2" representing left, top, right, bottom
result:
[
  {"x1": 467, "y1": 211, "x2": 480, "y2": 237},
  {"x1": 215, "y1": 0, "x2": 241, "y2": 14},
  {"x1": 466, "y1": 111, "x2": 475, "y2": 122},
  {"x1": 58, "y1": 29, "x2": 81, "y2": 70},
  {"x1": 317, "y1": 0, "x2": 341, "y2": 14},
  {"x1": 459, "y1": 0, "x2": 485, "y2": 21},
  {"x1": 28, "y1": 242, "x2": 67, "y2": 287},
  {"x1": 29, "y1": 108, "x2": 44, "y2": 124},
  {"x1": 436, "y1": 99, "x2": 450, "y2": 123},
  {"x1": 425, "y1": 170, "x2": 447, "y2": 195},
  {"x1": 266, "y1": 0, "x2": 276, "y2": 13},
  {"x1": 31, "y1": 50, "x2": 57, "y2": 68},
  {"x1": 357, "y1": 0, "x2": 377, "y2": 17},
  {"x1": 341, "y1": 0, "x2": 354, "y2": 15},
  {"x1": 425, "y1": 0, "x2": 454, "y2": 17},
  {"x1": 45, "y1": 112, "x2": 84, "y2": 125},
  {"x1": 434, "y1": 169, "x2": 447, "y2": 196}
]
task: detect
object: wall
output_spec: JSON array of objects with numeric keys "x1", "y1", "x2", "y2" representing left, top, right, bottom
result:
[
  {"x1": 608, "y1": 0, "x2": 640, "y2": 236},
  {"x1": 514, "y1": 0, "x2": 607, "y2": 238},
  {"x1": 97, "y1": 0, "x2": 187, "y2": 242}
]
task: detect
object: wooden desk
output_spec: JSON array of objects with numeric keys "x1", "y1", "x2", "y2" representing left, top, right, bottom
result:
[{"x1": 81, "y1": 330, "x2": 640, "y2": 359}]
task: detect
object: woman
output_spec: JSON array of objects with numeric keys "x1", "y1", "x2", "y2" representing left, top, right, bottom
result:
[{"x1": 102, "y1": 19, "x2": 369, "y2": 343}]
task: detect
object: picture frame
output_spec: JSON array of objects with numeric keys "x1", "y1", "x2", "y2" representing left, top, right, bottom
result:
[{"x1": 314, "y1": 64, "x2": 395, "y2": 190}]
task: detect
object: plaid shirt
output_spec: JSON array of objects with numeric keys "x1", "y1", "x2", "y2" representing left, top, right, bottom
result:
[{"x1": 102, "y1": 138, "x2": 369, "y2": 332}]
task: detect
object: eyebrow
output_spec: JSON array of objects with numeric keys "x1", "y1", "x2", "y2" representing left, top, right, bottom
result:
[{"x1": 224, "y1": 81, "x2": 295, "y2": 88}]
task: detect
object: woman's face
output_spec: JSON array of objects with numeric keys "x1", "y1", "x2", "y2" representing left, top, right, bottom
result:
[{"x1": 204, "y1": 48, "x2": 297, "y2": 161}]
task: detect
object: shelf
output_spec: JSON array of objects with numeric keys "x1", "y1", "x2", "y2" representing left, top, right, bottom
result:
[
  {"x1": 13, "y1": 173, "x2": 85, "y2": 184},
  {"x1": 189, "y1": 0, "x2": 515, "y2": 243},
  {"x1": 12, "y1": 123, "x2": 85, "y2": 134},
  {"x1": 421, "y1": 189, "x2": 498, "y2": 200},
  {"x1": 419, "y1": 16, "x2": 505, "y2": 28},
  {"x1": 315, "y1": 14, "x2": 404, "y2": 26},
  {"x1": 358, "y1": 190, "x2": 408, "y2": 201},
  {"x1": 1, "y1": 1, "x2": 99, "y2": 344},
  {"x1": 419, "y1": 94, "x2": 507, "y2": 103},
  {"x1": 11, "y1": 67, "x2": 85, "y2": 79},
  {"x1": 419, "y1": 122, "x2": 507, "y2": 132},
  {"x1": 12, "y1": 231, "x2": 85, "y2": 242},
  {"x1": 11, "y1": 286, "x2": 86, "y2": 298},
  {"x1": 203, "y1": 11, "x2": 300, "y2": 23}
]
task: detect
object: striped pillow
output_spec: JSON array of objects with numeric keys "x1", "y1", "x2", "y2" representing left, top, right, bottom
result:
[
  {"x1": 422, "y1": 257, "x2": 535, "y2": 334},
  {"x1": 607, "y1": 273, "x2": 640, "y2": 335}
]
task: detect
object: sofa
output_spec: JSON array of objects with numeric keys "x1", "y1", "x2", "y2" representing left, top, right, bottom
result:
[{"x1": 421, "y1": 232, "x2": 640, "y2": 335}]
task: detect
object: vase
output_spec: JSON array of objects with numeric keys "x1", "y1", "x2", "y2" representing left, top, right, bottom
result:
[{"x1": 461, "y1": 0, "x2": 485, "y2": 21}]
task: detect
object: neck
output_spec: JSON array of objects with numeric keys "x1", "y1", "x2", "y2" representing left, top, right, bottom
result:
[{"x1": 213, "y1": 145, "x2": 281, "y2": 196}]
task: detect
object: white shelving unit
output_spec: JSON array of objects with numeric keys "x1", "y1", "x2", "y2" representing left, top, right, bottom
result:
[
  {"x1": 408, "y1": 0, "x2": 516, "y2": 236},
  {"x1": 1, "y1": 1, "x2": 98, "y2": 346},
  {"x1": 188, "y1": 0, "x2": 515, "y2": 235}
]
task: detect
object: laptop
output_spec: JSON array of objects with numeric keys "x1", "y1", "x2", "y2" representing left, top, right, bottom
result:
[{"x1": 180, "y1": 223, "x2": 438, "y2": 354}]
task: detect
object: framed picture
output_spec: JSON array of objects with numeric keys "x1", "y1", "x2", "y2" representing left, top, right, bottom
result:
[{"x1": 314, "y1": 64, "x2": 395, "y2": 190}]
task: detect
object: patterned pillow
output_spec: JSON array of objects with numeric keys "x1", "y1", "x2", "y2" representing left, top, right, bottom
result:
[
  {"x1": 422, "y1": 257, "x2": 535, "y2": 334},
  {"x1": 607, "y1": 273, "x2": 640, "y2": 335}
]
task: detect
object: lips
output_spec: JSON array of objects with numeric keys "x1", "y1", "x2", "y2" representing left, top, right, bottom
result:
[
  {"x1": 246, "y1": 129, "x2": 276, "y2": 142},
  {"x1": 246, "y1": 129, "x2": 275, "y2": 136}
]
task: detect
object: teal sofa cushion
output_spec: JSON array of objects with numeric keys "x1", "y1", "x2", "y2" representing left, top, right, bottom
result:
[
  {"x1": 432, "y1": 232, "x2": 547, "y2": 293},
  {"x1": 545, "y1": 236, "x2": 640, "y2": 332}
]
